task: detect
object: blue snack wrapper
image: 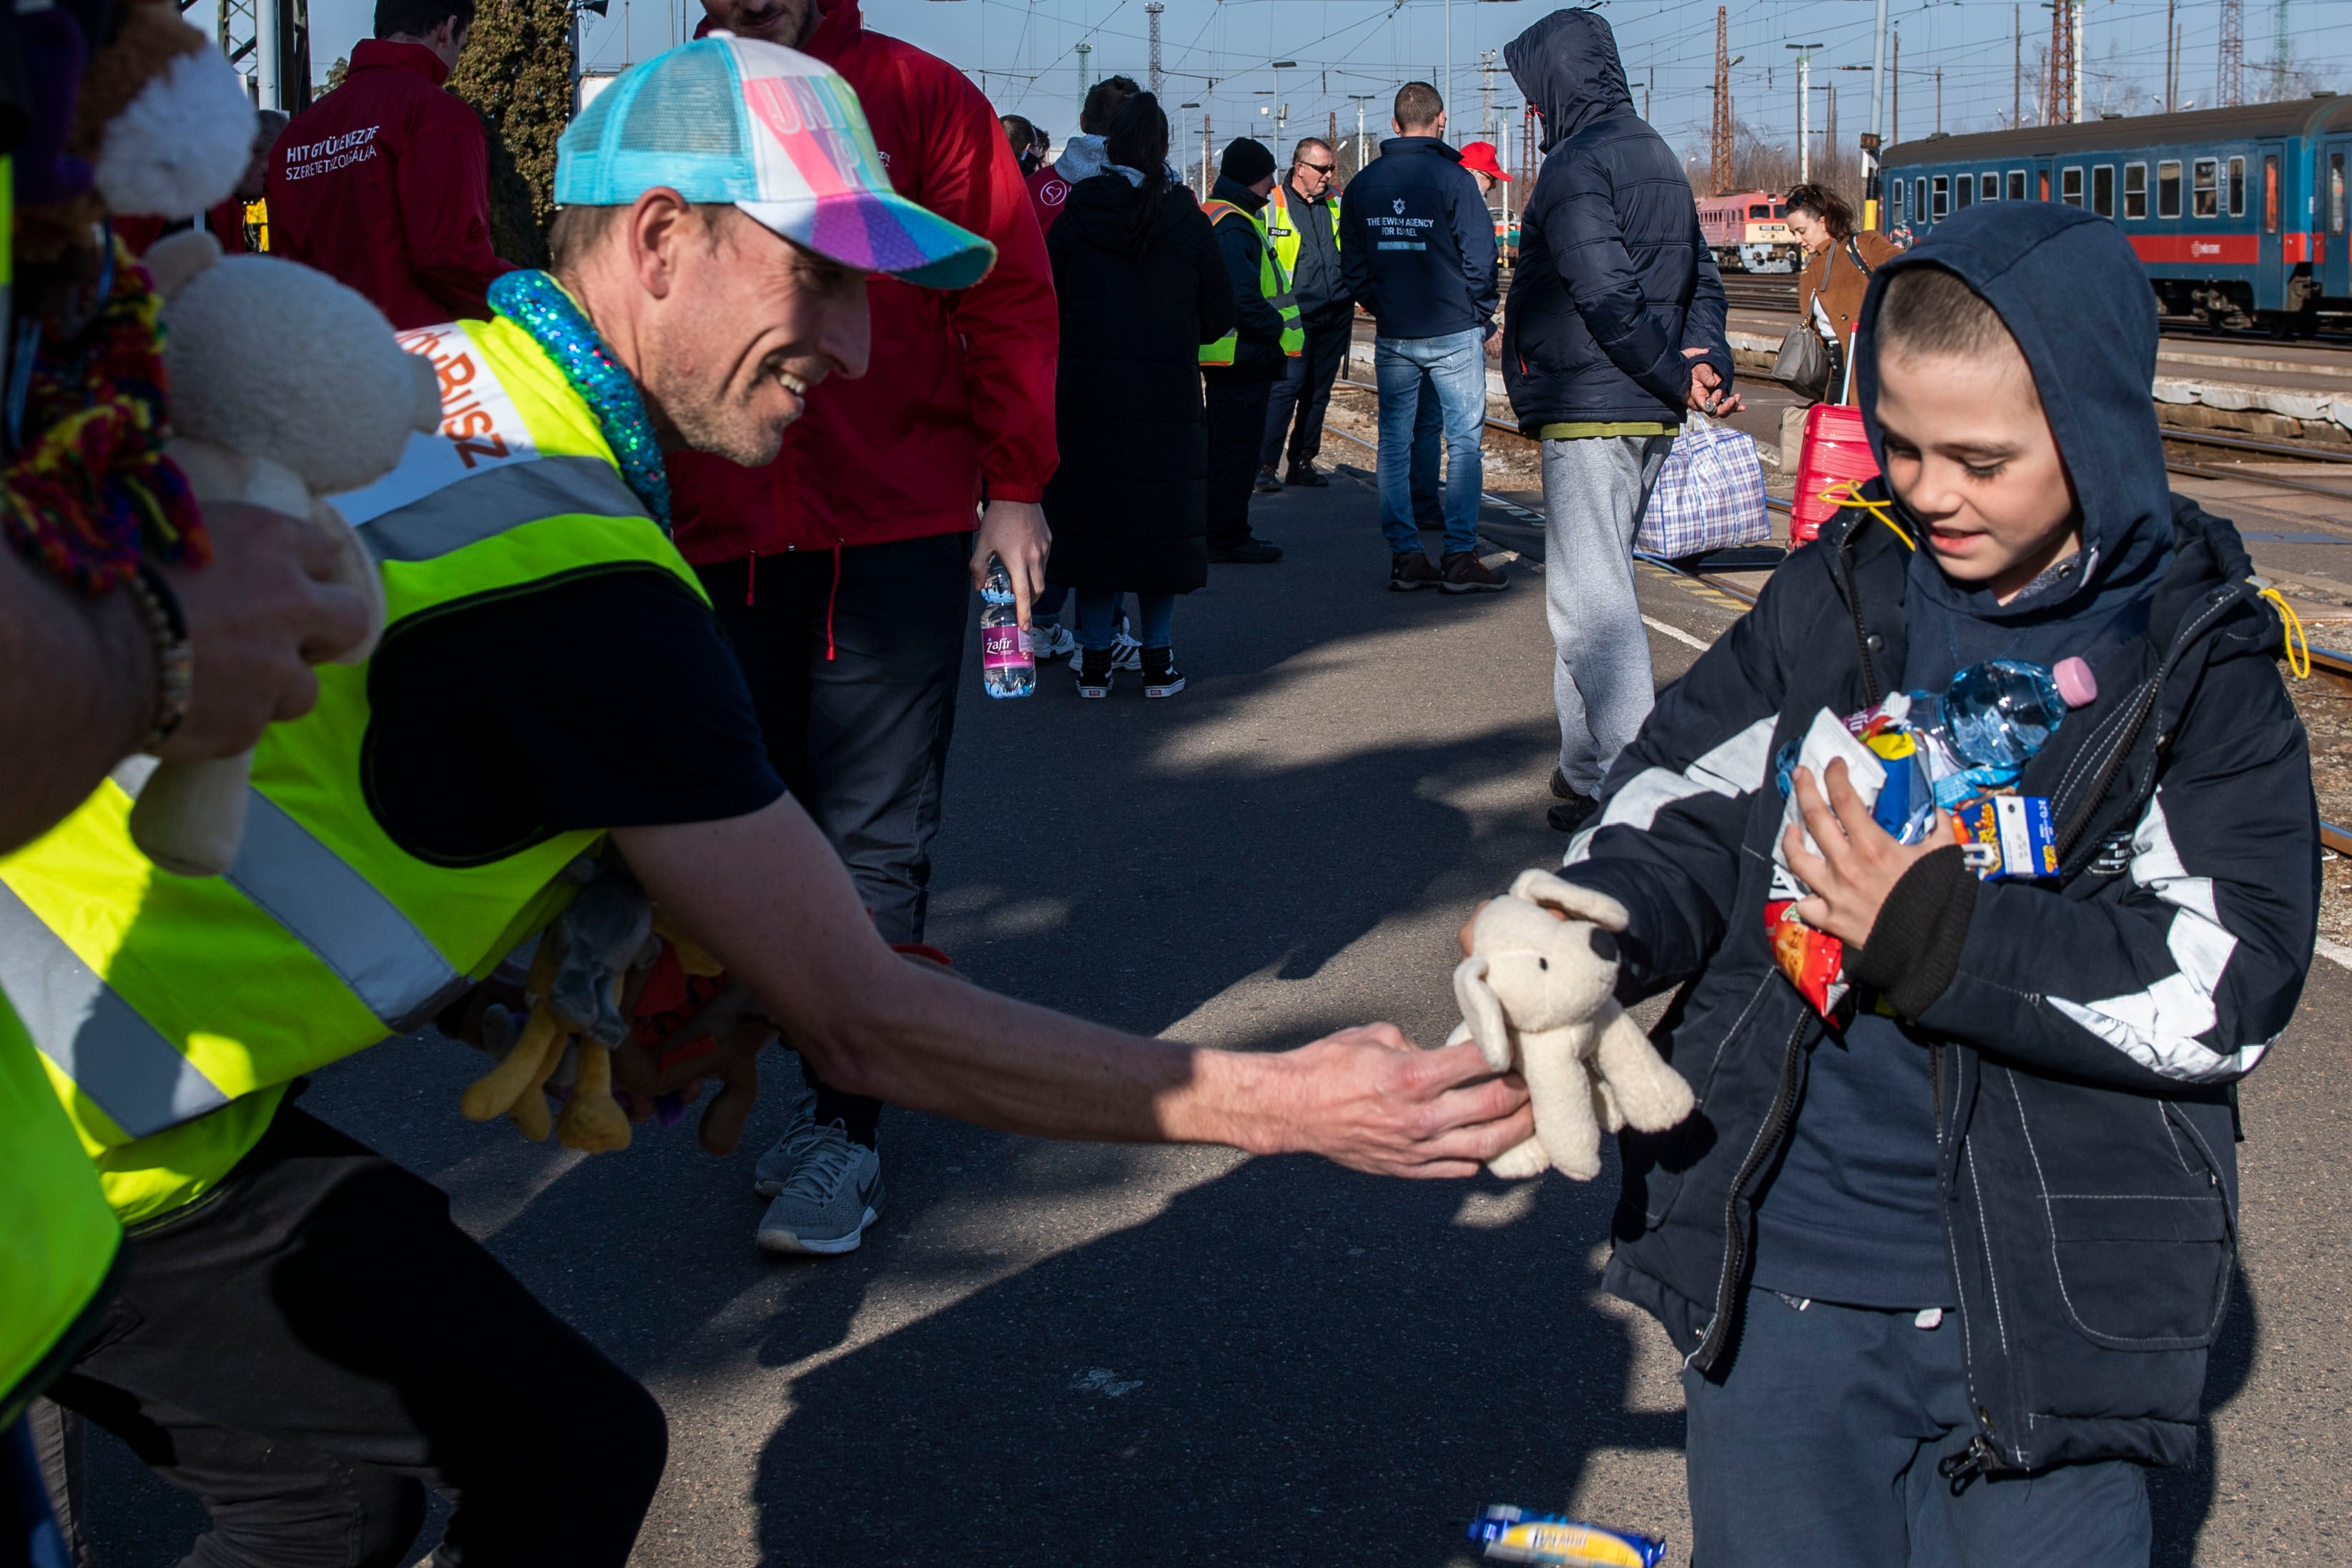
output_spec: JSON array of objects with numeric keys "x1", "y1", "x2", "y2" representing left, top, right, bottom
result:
[{"x1": 1468, "y1": 1505, "x2": 1668, "y2": 1567}]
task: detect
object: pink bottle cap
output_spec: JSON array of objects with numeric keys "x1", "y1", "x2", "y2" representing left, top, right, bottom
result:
[{"x1": 2052, "y1": 656, "x2": 2098, "y2": 709}]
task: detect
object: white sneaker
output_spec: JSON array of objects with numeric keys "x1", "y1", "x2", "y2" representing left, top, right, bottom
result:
[
  {"x1": 1109, "y1": 628, "x2": 1142, "y2": 671},
  {"x1": 1030, "y1": 622, "x2": 1077, "y2": 662},
  {"x1": 754, "y1": 1121, "x2": 883, "y2": 1256}
]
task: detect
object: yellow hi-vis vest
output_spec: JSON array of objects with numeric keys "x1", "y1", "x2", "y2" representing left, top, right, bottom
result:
[
  {"x1": 1264, "y1": 179, "x2": 1341, "y2": 281},
  {"x1": 1198, "y1": 199, "x2": 1306, "y2": 367},
  {"x1": 0, "y1": 312, "x2": 705, "y2": 1225},
  {"x1": 1, "y1": 993, "x2": 121, "y2": 1426}
]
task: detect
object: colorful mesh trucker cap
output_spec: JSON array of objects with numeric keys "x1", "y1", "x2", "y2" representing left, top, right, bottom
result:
[{"x1": 556, "y1": 35, "x2": 996, "y2": 290}]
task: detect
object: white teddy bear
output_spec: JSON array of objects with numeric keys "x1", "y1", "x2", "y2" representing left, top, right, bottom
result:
[
  {"x1": 1450, "y1": 869, "x2": 1697, "y2": 1181},
  {"x1": 126, "y1": 230, "x2": 441, "y2": 877}
]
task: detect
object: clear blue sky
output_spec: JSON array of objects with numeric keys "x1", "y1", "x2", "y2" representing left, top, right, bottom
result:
[{"x1": 310, "y1": 0, "x2": 2348, "y2": 162}]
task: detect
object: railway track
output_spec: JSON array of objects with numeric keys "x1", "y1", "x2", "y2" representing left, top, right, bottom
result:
[{"x1": 1718, "y1": 276, "x2": 2352, "y2": 347}]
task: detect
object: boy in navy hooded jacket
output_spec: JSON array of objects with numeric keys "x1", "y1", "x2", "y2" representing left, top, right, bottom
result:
[{"x1": 1515, "y1": 203, "x2": 2317, "y2": 1562}]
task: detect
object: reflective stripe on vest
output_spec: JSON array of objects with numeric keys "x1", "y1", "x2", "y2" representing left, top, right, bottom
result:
[
  {"x1": 0, "y1": 314, "x2": 704, "y2": 1222},
  {"x1": 0, "y1": 990, "x2": 121, "y2": 1426},
  {"x1": 1199, "y1": 199, "x2": 1306, "y2": 364}
]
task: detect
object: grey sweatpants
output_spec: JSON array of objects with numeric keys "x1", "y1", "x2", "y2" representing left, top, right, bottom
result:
[{"x1": 1541, "y1": 432, "x2": 1676, "y2": 794}]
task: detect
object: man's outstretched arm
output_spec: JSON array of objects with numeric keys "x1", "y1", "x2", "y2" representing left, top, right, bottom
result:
[{"x1": 616, "y1": 799, "x2": 1532, "y2": 1178}]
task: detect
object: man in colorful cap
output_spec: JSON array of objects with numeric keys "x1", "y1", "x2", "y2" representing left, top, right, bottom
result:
[
  {"x1": 4, "y1": 40, "x2": 1534, "y2": 1565},
  {"x1": 682, "y1": 0, "x2": 1061, "y2": 1251}
]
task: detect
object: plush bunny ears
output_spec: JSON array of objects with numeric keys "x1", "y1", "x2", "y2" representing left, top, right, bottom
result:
[{"x1": 1510, "y1": 870, "x2": 1630, "y2": 932}]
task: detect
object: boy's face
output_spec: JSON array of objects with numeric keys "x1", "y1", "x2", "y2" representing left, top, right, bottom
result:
[{"x1": 1874, "y1": 341, "x2": 2080, "y2": 605}]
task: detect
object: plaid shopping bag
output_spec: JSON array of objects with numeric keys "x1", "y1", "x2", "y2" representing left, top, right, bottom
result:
[{"x1": 1635, "y1": 414, "x2": 1770, "y2": 561}]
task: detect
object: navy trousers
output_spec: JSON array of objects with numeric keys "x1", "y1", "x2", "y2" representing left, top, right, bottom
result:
[{"x1": 1683, "y1": 1287, "x2": 2152, "y2": 1567}]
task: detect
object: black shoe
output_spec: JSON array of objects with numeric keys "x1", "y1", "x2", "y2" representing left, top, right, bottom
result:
[
  {"x1": 1253, "y1": 465, "x2": 1284, "y2": 494},
  {"x1": 1075, "y1": 647, "x2": 1113, "y2": 699},
  {"x1": 1140, "y1": 646, "x2": 1187, "y2": 698},
  {"x1": 1550, "y1": 767, "x2": 1576, "y2": 801},
  {"x1": 1548, "y1": 792, "x2": 1602, "y2": 834},
  {"x1": 1284, "y1": 461, "x2": 1329, "y2": 488},
  {"x1": 1210, "y1": 537, "x2": 1284, "y2": 564},
  {"x1": 1389, "y1": 551, "x2": 1440, "y2": 591}
]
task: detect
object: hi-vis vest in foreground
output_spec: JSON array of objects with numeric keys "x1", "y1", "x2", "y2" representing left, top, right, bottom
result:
[
  {"x1": 0, "y1": 314, "x2": 703, "y2": 1225},
  {"x1": 1199, "y1": 199, "x2": 1306, "y2": 367},
  {"x1": 1, "y1": 995, "x2": 120, "y2": 1426},
  {"x1": 1263, "y1": 180, "x2": 1341, "y2": 281}
]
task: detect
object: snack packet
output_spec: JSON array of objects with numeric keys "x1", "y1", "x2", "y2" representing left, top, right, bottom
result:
[{"x1": 1467, "y1": 1505, "x2": 1668, "y2": 1568}]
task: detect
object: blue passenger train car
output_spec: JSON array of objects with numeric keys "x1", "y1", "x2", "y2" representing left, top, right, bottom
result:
[{"x1": 1879, "y1": 96, "x2": 2352, "y2": 332}]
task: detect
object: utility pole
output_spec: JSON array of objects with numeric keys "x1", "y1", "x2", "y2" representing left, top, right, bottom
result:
[
  {"x1": 2044, "y1": 1, "x2": 2075, "y2": 124},
  {"x1": 1866, "y1": 0, "x2": 1889, "y2": 223},
  {"x1": 1075, "y1": 40, "x2": 1091, "y2": 114},
  {"x1": 1893, "y1": 28, "x2": 1901, "y2": 144},
  {"x1": 1645, "y1": 66, "x2": 1654, "y2": 122},
  {"x1": 1710, "y1": 8, "x2": 1734, "y2": 195},
  {"x1": 1936, "y1": 66, "x2": 1943, "y2": 135},
  {"x1": 1788, "y1": 44, "x2": 1821, "y2": 183},
  {"x1": 1144, "y1": 1, "x2": 1163, "y2": 99},
  {"x1": 1826, "y1": 84, "x2": 1837, "y2": 182},
  {"x1": 2072, "y1": 0, "x2": 2084, "y2": 122},
  {"x1": 2272, "y1": 0, "x2": 2290, "y2": 99},
  {"x1": 1482, "y1": 49, "x2": 1497, "y2": 145},
  {"x1": 1202, "y1": 114, "x2": 1211, "y2": 194},
  {"x1": 2219, "y1": 0, "x2": 2243, "y2": 107},
  {"x1": 2014, "y1": 4, "x2": 2022, "y2": 123}
]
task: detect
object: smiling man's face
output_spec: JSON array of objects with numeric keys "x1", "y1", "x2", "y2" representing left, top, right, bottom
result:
[
  {"x1": 636, "y1": 207, "x2": 870, "y2": 468},
  {"x1": 700, "y1": 0, "x2": 819, "y2": 49}
]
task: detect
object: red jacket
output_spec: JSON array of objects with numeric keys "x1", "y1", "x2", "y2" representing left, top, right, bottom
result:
[
  {"x1": 667, "y1": 0, "x2": 1058, "y2": 563},
  {"x1": 1025, "y1": 163, "x2": 1076, "y2": 233},
  {"x1": 265, "y1": 41, "x2": 512, "y2": 330}
]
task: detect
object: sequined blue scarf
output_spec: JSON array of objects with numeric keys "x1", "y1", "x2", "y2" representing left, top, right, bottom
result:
[{"x1": 488, "y1": 270, "x2": 672, "y2": 532}]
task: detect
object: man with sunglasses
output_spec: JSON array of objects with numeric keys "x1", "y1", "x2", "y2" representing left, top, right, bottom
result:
[{"x1": 1256, "y1": 138, "x2": 1349, "y2": 491}]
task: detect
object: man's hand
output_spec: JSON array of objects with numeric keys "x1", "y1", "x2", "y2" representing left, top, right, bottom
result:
[
  {"x1": 1683, "y1": 349, "x2": 1743, "y2": 415},
  {"x1": 970, "y1": 498, "x2": 1051, "y2": 631},
  {"x1": 1247, "y1": 1027, "x2": 1533, "y2": 1178},
  {"x1": 1781, "y1": 759, "x2": 1949, "y2": 947},
  {"x1": 154, "y1": 501, "x2": 374, "y2": 761}
]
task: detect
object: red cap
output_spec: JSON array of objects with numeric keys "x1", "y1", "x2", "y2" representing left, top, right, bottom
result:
[{"x1": 1458, "y1": 141, "x2": 1511, "y2": 182}]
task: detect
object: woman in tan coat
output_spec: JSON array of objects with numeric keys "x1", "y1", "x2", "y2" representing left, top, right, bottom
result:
[{"x1": 1786, "y1": 183, "x2": 1900, "y2": 404}]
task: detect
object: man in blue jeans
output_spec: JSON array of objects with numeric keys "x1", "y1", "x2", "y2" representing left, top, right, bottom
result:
[{"x1": 1340, "y1": 81, "x2": 1506, "y2": 593}]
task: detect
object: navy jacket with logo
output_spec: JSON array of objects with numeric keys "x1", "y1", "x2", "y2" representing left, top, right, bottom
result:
[
  {"x1": 1338, "y1": 137, "x2": 1499, "y2": 341},
  {"x1": 1556, "y1": 203, "x2": 2316, "y2": 1476}
]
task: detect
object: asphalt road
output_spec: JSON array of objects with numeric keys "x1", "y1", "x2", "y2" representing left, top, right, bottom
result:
[{"x1": 80, "y1": 470, "x2": 2350, "y2": 1567}]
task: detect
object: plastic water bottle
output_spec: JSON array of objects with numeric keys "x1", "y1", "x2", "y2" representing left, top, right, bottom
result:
[
  {"x1": 978, "y1": 556, "x2": 1035, "y2": 699},
  {"x1": 1934, "y1": 656, "x2": 2096, "y2": 769}
]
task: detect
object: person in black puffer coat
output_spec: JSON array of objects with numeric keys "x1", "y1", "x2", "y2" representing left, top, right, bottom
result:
[
  {"x1": 1522, "y1": 202, "x2": 2316, "y2": 1564},
  {"x1": 1042, "y1": 92, "x2": 1236, "y2": 699}
]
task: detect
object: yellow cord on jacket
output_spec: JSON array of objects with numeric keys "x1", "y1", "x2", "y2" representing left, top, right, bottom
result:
[
  {"x1": 2256, "y1": 583, "x2": 2311, "y2": 678},
  {"x1": 1819, "y1": 480, "x2": 1915, "y2": 551}
]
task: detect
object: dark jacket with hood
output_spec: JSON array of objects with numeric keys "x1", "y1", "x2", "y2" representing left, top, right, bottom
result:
[
  {"x1": 1500, "y1": 9, "x2": 1731, "y2": 428},
  {"x1": 1558, "y1": 204, "x2": 2316, "y2": 1476},
  {"x1": 1202, "y1": 174, "x2": 1291, "y2": 383},
  {"x1": 1338, "y1": 136, "x2": 1500, "y2": 341},
  {"x1": 1043, "y1": 176, "x2": 1233, "y2": 594}
]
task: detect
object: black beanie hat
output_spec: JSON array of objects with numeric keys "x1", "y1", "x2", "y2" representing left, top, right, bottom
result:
[{"x1": 1219, "y1": 137, "x2": 1276, "y2": 185}]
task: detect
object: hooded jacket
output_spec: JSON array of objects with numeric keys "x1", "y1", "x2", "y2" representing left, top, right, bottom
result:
[
  {"x1": 265, "y1": 41, "x2": 513, "y2": 331},
  {"x1": 666, "y1": 0, "x2": 1059, "y2": 565},
  {"x1": 1558, "y1": 204, "x2": 2316, "y2": 1475},
  {"x1": 1337, "y1": 137, "x2": 1498, "y2": 341},
  {"x1": 1500, "y1": 9, "x2": 1729, "y2": 428}
]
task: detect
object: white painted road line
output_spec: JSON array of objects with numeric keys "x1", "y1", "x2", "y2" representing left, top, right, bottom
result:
[
  {"x1": 2315, "y1": 936, "x2": 2352, "y2": 972},
  {"x1": 1642, "y1": 613, "x2": 1713, "y2": 652}
]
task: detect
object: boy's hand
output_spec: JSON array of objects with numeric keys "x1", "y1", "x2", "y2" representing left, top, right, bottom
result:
[{"x1": 1781, "y1": 759, "x2": 1949, "y2": 947}]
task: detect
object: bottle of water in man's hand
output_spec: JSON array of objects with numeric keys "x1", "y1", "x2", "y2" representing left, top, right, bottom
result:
[{"x1": 979, "y1": 556, "x2": 1035, "y2": 699}]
